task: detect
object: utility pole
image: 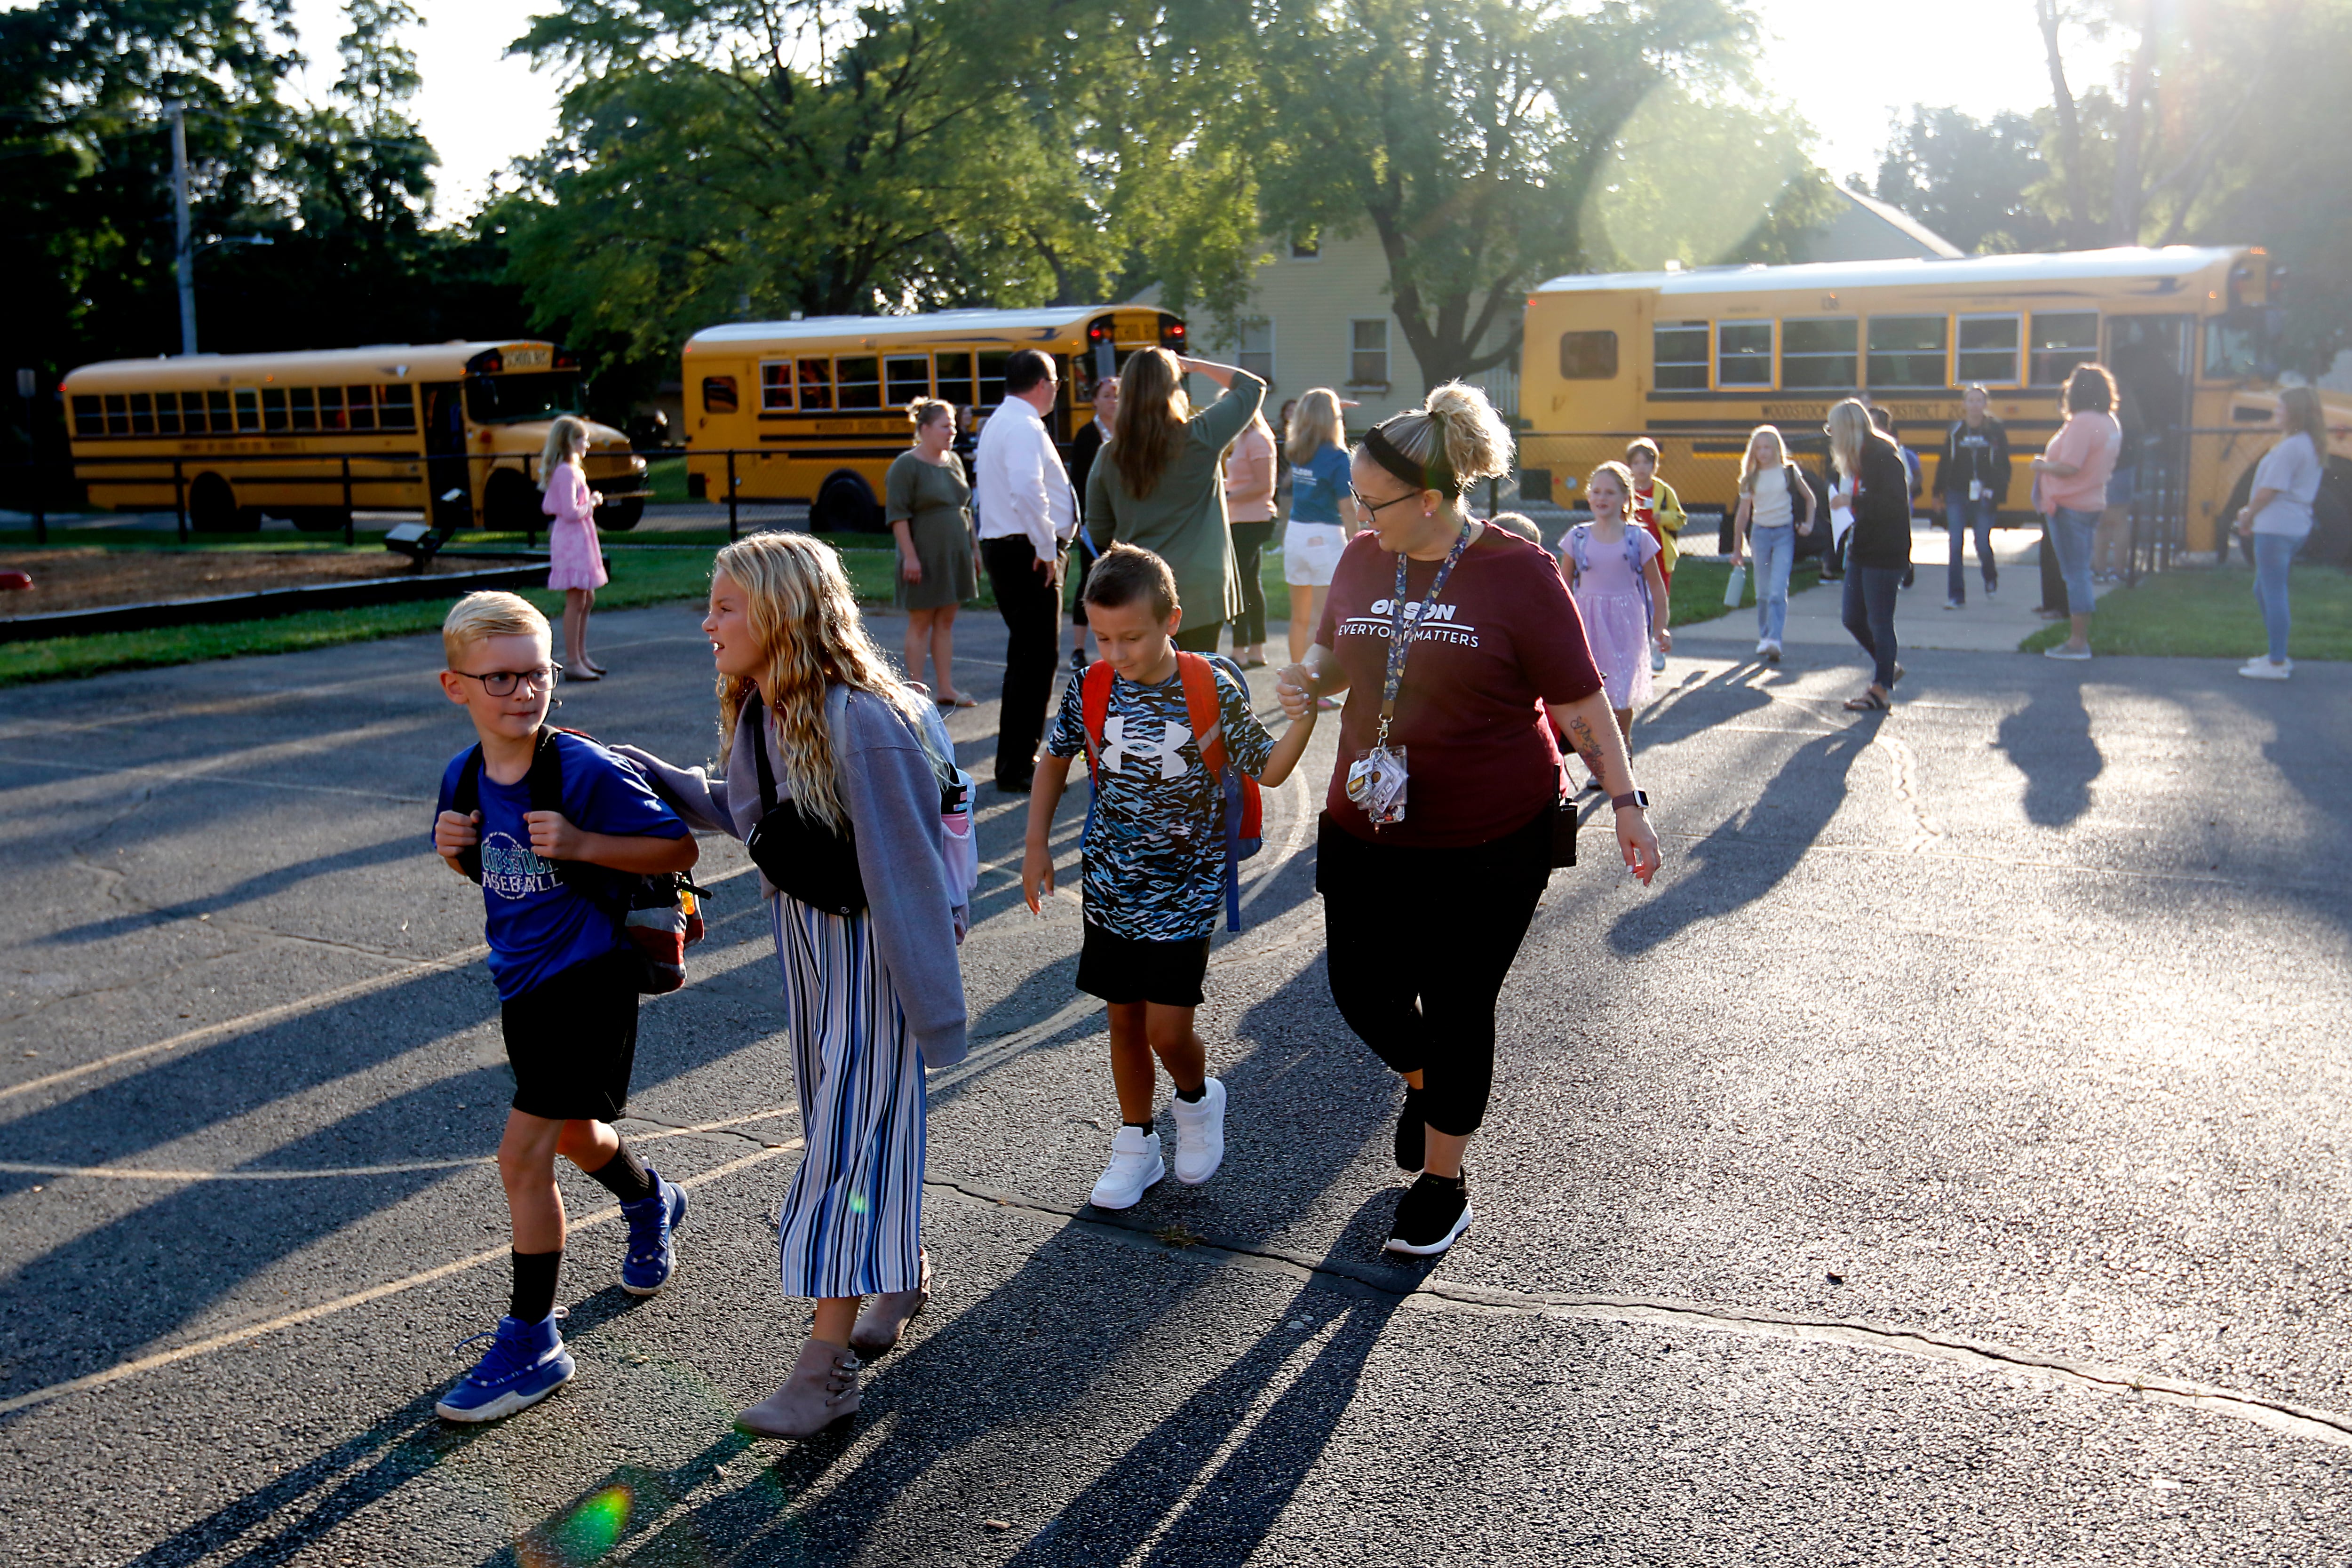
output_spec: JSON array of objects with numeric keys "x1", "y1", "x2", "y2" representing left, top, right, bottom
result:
[{"x1": 168, "y1": 101, "x2": 197, "y2": 357}]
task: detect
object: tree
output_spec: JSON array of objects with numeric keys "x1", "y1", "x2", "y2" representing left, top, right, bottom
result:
[
  {"x1": 1870, "y1": 107, "x2": 2063, "y2": 255},
  {"x1": 1582, "y1": 86, "x2": 1839, "y2": 272}
]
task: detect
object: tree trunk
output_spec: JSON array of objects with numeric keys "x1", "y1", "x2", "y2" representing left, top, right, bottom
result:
[
  {"x1": 2109, "y1": 1, "x2": 2160, "y2": 245},
  {"x1": 2036, "y1": 0, "x2": 2093, "y2": 246}
]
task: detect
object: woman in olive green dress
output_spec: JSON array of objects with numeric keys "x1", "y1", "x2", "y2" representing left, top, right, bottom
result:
[{"x1": 888, "y1": 397, "x2": 981, "y2": 705}]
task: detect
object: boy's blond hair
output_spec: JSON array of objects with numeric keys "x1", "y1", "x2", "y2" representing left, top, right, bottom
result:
[{"x1": 442, "y1": 591, "x2": 548, "y2": 665}]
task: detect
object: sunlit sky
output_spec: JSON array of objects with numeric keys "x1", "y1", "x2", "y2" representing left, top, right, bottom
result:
[{"x1": 270, "y1": 0, "x2": 2109, "y2": 221}]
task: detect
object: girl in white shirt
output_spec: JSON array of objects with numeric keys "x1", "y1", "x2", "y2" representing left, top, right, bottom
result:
[{"x1": 1727, "y1": 425, "x2": 1814, "y2": 664}]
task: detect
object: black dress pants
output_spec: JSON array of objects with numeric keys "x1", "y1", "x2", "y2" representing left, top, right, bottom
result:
[{"x1": 981, "y1": 534, "x2": 1065, "y2": 787}]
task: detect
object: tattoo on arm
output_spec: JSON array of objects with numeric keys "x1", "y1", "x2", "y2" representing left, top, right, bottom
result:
[{"x1": 1565, "y1": 714, "x2": 1607, "y2": 780}]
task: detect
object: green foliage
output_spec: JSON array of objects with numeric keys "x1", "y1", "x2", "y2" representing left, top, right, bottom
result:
[
  {"x1": 1870, "y1": 107, "x2": 2064, "y2": 255},
  {"x1": 1583, "y1": 86, "x2": 1838, "y2": 271}
]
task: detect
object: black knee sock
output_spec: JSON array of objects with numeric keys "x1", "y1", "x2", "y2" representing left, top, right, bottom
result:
[
  {"x1": 1125, "y1": 1118, "x2": 1154, "y2": 1136},
  {"x1": 586, "y1": 1136, "x2": 655, "y2": 1204},
  {"x1": 1174, "y1": 1084, "x2": 1205, "y2": 1104},
  {"x1": 509, "y1": 1249, "x2": 562, "y2": 1323}
]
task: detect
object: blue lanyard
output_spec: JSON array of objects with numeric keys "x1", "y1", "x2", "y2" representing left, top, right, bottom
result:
[{"x1": 1375, "y1": 520, "x2": 1476, "y2": 748}]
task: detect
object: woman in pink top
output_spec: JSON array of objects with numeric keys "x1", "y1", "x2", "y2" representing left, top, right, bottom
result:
[
  {"x1": 541, "y1": 415, "x2": 610, "y2": 679},
  {"x1": 1223, "y1": 409, "x2": 1278, "y2": 667},
  {"x1": 2031, "y1": 364, "x2": 2121, "y2": 661}
]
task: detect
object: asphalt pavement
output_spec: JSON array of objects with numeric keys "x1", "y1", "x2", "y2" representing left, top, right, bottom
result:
[{"x1": 2, "y1": 587, "x2": 2348, "y2": 1566}]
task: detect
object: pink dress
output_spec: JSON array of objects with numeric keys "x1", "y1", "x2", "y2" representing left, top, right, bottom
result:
[
  {"x1": 543, "y1": 462, "x2": 608, "y2": 590},
  {"x1": 1560, "y1": 522, "x2": 1659, "y2": 710}
]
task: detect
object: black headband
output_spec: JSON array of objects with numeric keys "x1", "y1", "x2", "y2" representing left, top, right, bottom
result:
[{"x1": 1362, "y1": 412, "x2": 1462, "y2": 499}]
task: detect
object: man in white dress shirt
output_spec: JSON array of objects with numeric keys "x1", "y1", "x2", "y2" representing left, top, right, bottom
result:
[{"x1": 974, "y1": 348, "x2": 1078, "y2": 791}]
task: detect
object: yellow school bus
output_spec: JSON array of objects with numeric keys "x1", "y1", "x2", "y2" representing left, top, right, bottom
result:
[
  {"x1": 1518, "y1": 247, "x2": 2352, "y2": 555},
  {"x1": 683, "y1": 306, "x2": 1186, "y2": 531},
  {"x1": 62, "y1": 341, "x2": 649, "y2": 533}
]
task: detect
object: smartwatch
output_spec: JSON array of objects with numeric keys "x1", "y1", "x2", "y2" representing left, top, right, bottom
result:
[{"x1": 1611, "y1": 789, "x2": 1651, "y2": 812}]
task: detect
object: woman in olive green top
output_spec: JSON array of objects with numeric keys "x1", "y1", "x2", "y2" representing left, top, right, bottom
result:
[
  {"x1": 1084, "y1": 349, "x2": 1266, "y2": 653},
  {"x1": 888, "y1": 397, "x2": 981, "y2": 706}
]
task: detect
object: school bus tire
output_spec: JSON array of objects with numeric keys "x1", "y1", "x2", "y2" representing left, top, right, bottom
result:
[
  {"x1": 596, "y1": 496, "x2": 644, "y2": 532},
  {"x1": 483, "y1": 468, "x2": 540, "y2": 533},
  {"x1": 289, "y1": 508, "x2": 351, "y2": 533},
  {"x1": 812, "y1": 470, "x2": 882, "y2": 534},
  {"x1": 187, "y1": 473, "x2": 255, "y2": 533}
]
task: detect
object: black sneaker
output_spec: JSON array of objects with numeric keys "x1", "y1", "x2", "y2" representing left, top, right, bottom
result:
[
  {"x1": 1069, "y1": 647, "x2": 1089, "y2": 675},
  {"x1": 1384, "y1": 1171, "x2": 1472, "y2": 1257},
  {"x1": 1393, "y1": 1089, "x2": 1425, "y2": 1173}
]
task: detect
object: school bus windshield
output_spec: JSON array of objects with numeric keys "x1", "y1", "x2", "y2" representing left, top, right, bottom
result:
[{"x1": 464, "y1": 371, "x2": 585, "y2": 425}]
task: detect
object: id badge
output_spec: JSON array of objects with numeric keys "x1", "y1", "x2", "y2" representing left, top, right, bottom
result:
[
  {"x1": 1969, "y1": 479, "x2": 1985, "y2": 501},
  {"x1": 1346, "y1": 745, "x2": 1409, "y2": 826}
]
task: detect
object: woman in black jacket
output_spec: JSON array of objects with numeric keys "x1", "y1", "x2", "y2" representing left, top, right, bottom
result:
[
  {"x1": 1934, "y1": 385, "x2": 2009, "y2": 607},
  {"x1": 1828, "y1": 398, "x2": 1912, "y2": 711}
]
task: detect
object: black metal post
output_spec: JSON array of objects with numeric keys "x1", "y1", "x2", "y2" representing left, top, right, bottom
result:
[
  {"x1": 341, "y1": 454, "x2": 353, "y2": 547},
  {"x1": 174, "y1": 458, "x2": 187, "y2": 543},
  {"x1": 727, "y1": 451, "x2": 739, "y2": 541}
]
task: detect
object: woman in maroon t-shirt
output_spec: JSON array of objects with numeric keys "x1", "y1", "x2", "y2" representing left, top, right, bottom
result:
[{"x1": 1276, "y1": 383, "x2": 1662, "y2": 1259}]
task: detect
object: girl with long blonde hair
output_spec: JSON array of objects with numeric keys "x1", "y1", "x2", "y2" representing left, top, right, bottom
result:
[
  {"x1": 616, "y1": 531, "x2": 969, "y2": 1439},
  {"x1": 1826, "y1": 397, "x2": 1913, "y2": 709},
  {"x1": 1728, "y1": 424, "x2": 1814, "y2": 663},
  {"x1": 540, "y1": 415, "x2": 608, "y2": 678}
]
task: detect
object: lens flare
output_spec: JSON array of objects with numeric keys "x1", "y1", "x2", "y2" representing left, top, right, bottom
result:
[{"x1": 521, "y1": 1483, "x2": 632, "y2": 1566}]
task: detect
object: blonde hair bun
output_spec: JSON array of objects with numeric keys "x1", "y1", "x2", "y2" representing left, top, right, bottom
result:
[{"x1": 1374, "y1": 382, "x2": 1513, "y2": 494}]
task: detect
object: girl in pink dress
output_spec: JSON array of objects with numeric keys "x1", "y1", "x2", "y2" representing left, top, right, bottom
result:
[
  {"x1": 541, "y1": 416, "x2": 609, "y2": 678},
  {"x1": 1559, "y1": 461, "x2": 1669, "y2": 752}
]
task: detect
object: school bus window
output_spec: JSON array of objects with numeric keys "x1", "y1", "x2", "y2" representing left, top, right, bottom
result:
[
  {"x1": 157, "y1": 391, "x2": 183, "y2": 436},
  {"x1": 936, "y1": 351, "x2": 974, "y2": 407},
  {"x1": 1866, "y1": 316, "x2": 1947, "y2": 388},
  {"x1": 318, "y1": 385, "x2": 345, "y2": 430},
  {"x1": 794, "y1": 362, "x2": 830, "y2": 411},
  {"x1": 129, "y1": 392, "x2": 156, "y2": 436},
  {"x1": 1717, "y1": 321, "x2": 1773, "y2": 388},
  {"x1": 233, "y1": 389, "x2": 260, "y2": 432},
  {"x1": 1781, "y1": 318, "x2": 1857, "y2": 389},
  {"x1": 379, "y1": 385, "x2": 416, "y2": 431},
  {"x1": 1956, "y1": 315, "x2": 2022, "y2": 384},
  {"x1": 208, "y1": 390, "x2": 231, "y2": 430},
  {"x1": 1558, "y1": 331, "x2": 1618, "y2": 380},
  {"x1": 262, "y1": 387, "x2": 289, "y2": 431},
  {"x1": 290, "y1": 387, "x2": 316, "y2": 431},
  {"x1": 700, "y1": 375, "x2": 739, "y2": 414},
  {"x1": 977, "y1": 352, "x2": 1010, "y2": 407},
  {"x1": 1653, "y1": 322, "x2": 1708, "y2": 390},
  {"x1": 346, "y1": 386, "x2": 375, "y2": 431},
  {"x1": 760, "y1": 361, "x2": 794, "y2": 412},
  {"x1": 103, "y1": 394, "x2": 129, "y2": 435},
  {"x1": 885, "y1": 355, "x2": 930, "y2": 406},
  {"x1": 2204, "y1": 316, "x2": 2259, "y2": 379},
  {"x1": 2029, "y1": 313, "x2": 2099, "y2": 384},
  {"x1": 70, "y1": 395, "x2": 99, "y2": 436},
  {"x1": 836, "y1": 356, "x2": 881, "y2": 409}
]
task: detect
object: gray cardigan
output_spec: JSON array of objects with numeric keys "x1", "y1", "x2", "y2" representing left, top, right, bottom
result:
[{"x1": 615, "y1": 686, "x2": 969, "y2": 1067}]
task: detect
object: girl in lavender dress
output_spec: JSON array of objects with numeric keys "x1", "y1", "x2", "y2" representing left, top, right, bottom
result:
[
  {"x1": 541, "y1": 415, "x2": 609, "y2": 679},
  {"x1": 1559, "y1": 461, "x2": 1669, "y2": 764}
]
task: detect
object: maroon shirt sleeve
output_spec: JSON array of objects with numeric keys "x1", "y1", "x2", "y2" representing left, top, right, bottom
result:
[{"x1": 1510, "y1": 544, "x2": 1604, "y2": 705}]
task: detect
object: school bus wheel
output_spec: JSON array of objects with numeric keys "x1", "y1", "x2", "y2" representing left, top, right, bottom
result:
[
  {"x1": 595, "y1": 495, "x2": 644, "y2": 531},
  {"x1": 483, "y1": 468, "x2": 540, "y2": 533},
  {"x1": 187, "y1": 473, "x2": 256, "y2": 533},
  {"x1": 290, "y1": 507, "x2": 351, "y2": 533},
  {"x1": 811, "y1": 470, "x2": 882, "y2": 534}
]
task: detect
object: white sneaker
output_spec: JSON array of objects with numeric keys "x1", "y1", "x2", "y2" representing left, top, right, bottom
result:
[
  {"x1": 2238, "y1": 657, "x2": 2292, "y2": 681},
  {"x1": 1167, "y1": 1078, "x2": 1227, "y2": 1185},
  {"x1": 1088, "y1": 1126, "x2": 1164, "y2": 1210}
]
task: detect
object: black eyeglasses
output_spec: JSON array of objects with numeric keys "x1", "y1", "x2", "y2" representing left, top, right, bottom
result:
[
  {"x1": 1350, "y1": 486, "x2": 1421, "y2": 517},
  {"x1": 453, "y1": 664, "x2": 562, "y2": 697}
]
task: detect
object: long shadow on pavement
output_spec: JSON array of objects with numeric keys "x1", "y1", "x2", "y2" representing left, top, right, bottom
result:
[{"x1": 1993, "y1": 674, "x2": 2101, "y2": 828}]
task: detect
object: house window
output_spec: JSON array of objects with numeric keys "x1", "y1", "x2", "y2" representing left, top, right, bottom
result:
[
  {"x1": 1780, "y1": 318, "x2": 1858, "y2": 390},
  {"x1": 1349, "y1": 319, "x2": 1389, "y2": 386},
  {"x1": 1955, "y1": 314, "x2": 2022, "y2": 385},
  {"x1": 1558, "y1": 331, "x2": 1618, "y2": 380},
  {"x1": 760, "y1": 361, "x2": 794, "y2": 411},
  {"x1": 1236, "y1": 319, "x2": 1274, "y2": 384},
  {"x1": 834, "y1": 356, "x2": 881, "y2": 409},
  {"x1": 1290, "y1": 236, "x2": 1320, "y2": 260},
  {"x1": 1866, "y1": 316, "x2": 1948, "y2": 388},
  {"x1": 1717, "y1": 320, "x2": 1774, "y2": 388},
  {"x1": 886, "y1": 355, "x2": 931, "y2": 406},
  {"x1": 1652, "y1": 322, "x2": 1708, "y2": 391},
  {"x1": 2030, "y1": 312, "x2": 2100, "y2": 385},
  {"x1": 700, "y1": 376, "x2": 739, "y2": 415}
]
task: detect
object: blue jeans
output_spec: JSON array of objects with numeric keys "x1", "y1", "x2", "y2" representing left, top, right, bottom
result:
[
  {"x1": 1841, "y1": 565, "x2": 1903, "y2": 690},
  {"x1": 1945, "y1": 498, "x2": 1997, "y2": 602},
  {"x1": 1751, "y1": 525, "x2": 1796, "y2": 645},
  {"x1": 2050, "y1": 507, "x2": 2099, "y2": 617},
  {"x1": 2253, "y1": 531, "x2": 2301, "y2": 663}
]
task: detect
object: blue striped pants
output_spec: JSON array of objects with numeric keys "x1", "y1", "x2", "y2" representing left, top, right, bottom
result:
[{"x1": 770, "y1": 894, "x2": 928, "y2": 1299}]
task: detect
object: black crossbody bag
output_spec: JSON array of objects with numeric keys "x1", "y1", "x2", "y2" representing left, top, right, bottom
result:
[{"x1": 743, "y1": 707, "x2": 868, "y2": 916}]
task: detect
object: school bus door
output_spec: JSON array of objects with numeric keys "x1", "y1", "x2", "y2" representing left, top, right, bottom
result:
[{"x1": 423, "y1": 383, "x2": 472, "y2": 530}]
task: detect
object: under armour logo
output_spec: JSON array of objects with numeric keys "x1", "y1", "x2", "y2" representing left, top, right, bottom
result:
[{"x1": 1102, "y1": 716, "x2": 1190, "y2": 779}]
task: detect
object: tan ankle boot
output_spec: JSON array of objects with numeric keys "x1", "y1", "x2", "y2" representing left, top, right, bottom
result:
[
  {"x1": 734, "y1": 1337, "x2": 861, "y2": 1438},
  {"x1": 848, "y1": 1252, "x2": 934, "y2": 1359}
]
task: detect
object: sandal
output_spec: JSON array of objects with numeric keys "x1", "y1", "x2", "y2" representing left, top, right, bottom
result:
[
  {"x1": 935, "y1": 691, "x2": 979, "y2": 708},
  {"x1": 1843, "y1": 688, "x2": 1890, "y2": 712}
]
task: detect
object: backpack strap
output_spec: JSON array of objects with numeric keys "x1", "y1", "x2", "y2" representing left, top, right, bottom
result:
[
  {"x1": 1174, "y1": 653, "x2": 1227, "y2": 780},
  {"x1": 1079, "y1": 660, "x2": 1116, "y2": 776},
  {"x1": 1566, "y1": 524, "x2": 1589, "y2": 584},
  {"x1": 452, "y1": 746, "x2": 486, "y2": 882}
]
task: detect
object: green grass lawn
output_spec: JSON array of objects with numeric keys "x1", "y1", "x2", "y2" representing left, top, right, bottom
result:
[
  {"x1": 2017, "y1": 562, "x2": 2352, "y2": 660},
  {"x1": 645, "y1": 456, "x2": 690, "y2": 505},
  {"x1": 1664, "y1": 556, "x2": 1823, "y2": 627}
]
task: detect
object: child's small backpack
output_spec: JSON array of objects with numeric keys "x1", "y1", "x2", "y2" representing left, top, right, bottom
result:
[
  {"x1": 906, "y1": 692, "x2": 979, "y2": 940},
  {"x1": 1079, "y1": 652, "x2": 1263, "y2": 934},
  {"x1": 452, "y1": 727, "x2": 706, "y2": 994},
  {"x1": 1564, "y1": 523, "x2": 1653, "y2": 620}
]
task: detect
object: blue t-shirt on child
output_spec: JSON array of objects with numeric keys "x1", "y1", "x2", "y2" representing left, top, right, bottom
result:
[
  {"x1": 1045, "y1": 660, "x2": 1275, "y2": 942},
  {"x1": 433, "y1": 732, "x2": 688, "y2": 1000},
  {"x1": 1288, "y1": 444, "x2": 1353, "y2": 525}
]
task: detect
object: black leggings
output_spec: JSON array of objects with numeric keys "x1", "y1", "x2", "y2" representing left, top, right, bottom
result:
[
  {"x1": 1316, "y1": 808, "x2": 1550, "y2": 1138},
  {"x1": 1229, "y1": 520, "x2": 1275, "y2": 645}
]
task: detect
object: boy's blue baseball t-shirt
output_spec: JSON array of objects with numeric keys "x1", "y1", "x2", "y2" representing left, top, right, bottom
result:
[
  {"x1": 1045, "y1": 660, "x2": 1275, "y2": 942},
  {"x1": 433, "y1": 732, "x2": 688, "y2": 1000}
]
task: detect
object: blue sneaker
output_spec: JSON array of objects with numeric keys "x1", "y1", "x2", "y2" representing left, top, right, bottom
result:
[
  {"x1": 620, "y1": 1170, "x2": 688, "y2": 1297},
  {"x1": 435, "y1": 1311, "x2": 573, "y2": 1423}
]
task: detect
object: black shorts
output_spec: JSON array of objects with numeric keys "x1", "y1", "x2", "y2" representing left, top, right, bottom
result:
[
  {"x1": 500, "y1": 946, "x2": 641, "y2": 1122},
  {"x1": 1075, "y1": 923, "x2": 1210, "y2": 1008}
]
